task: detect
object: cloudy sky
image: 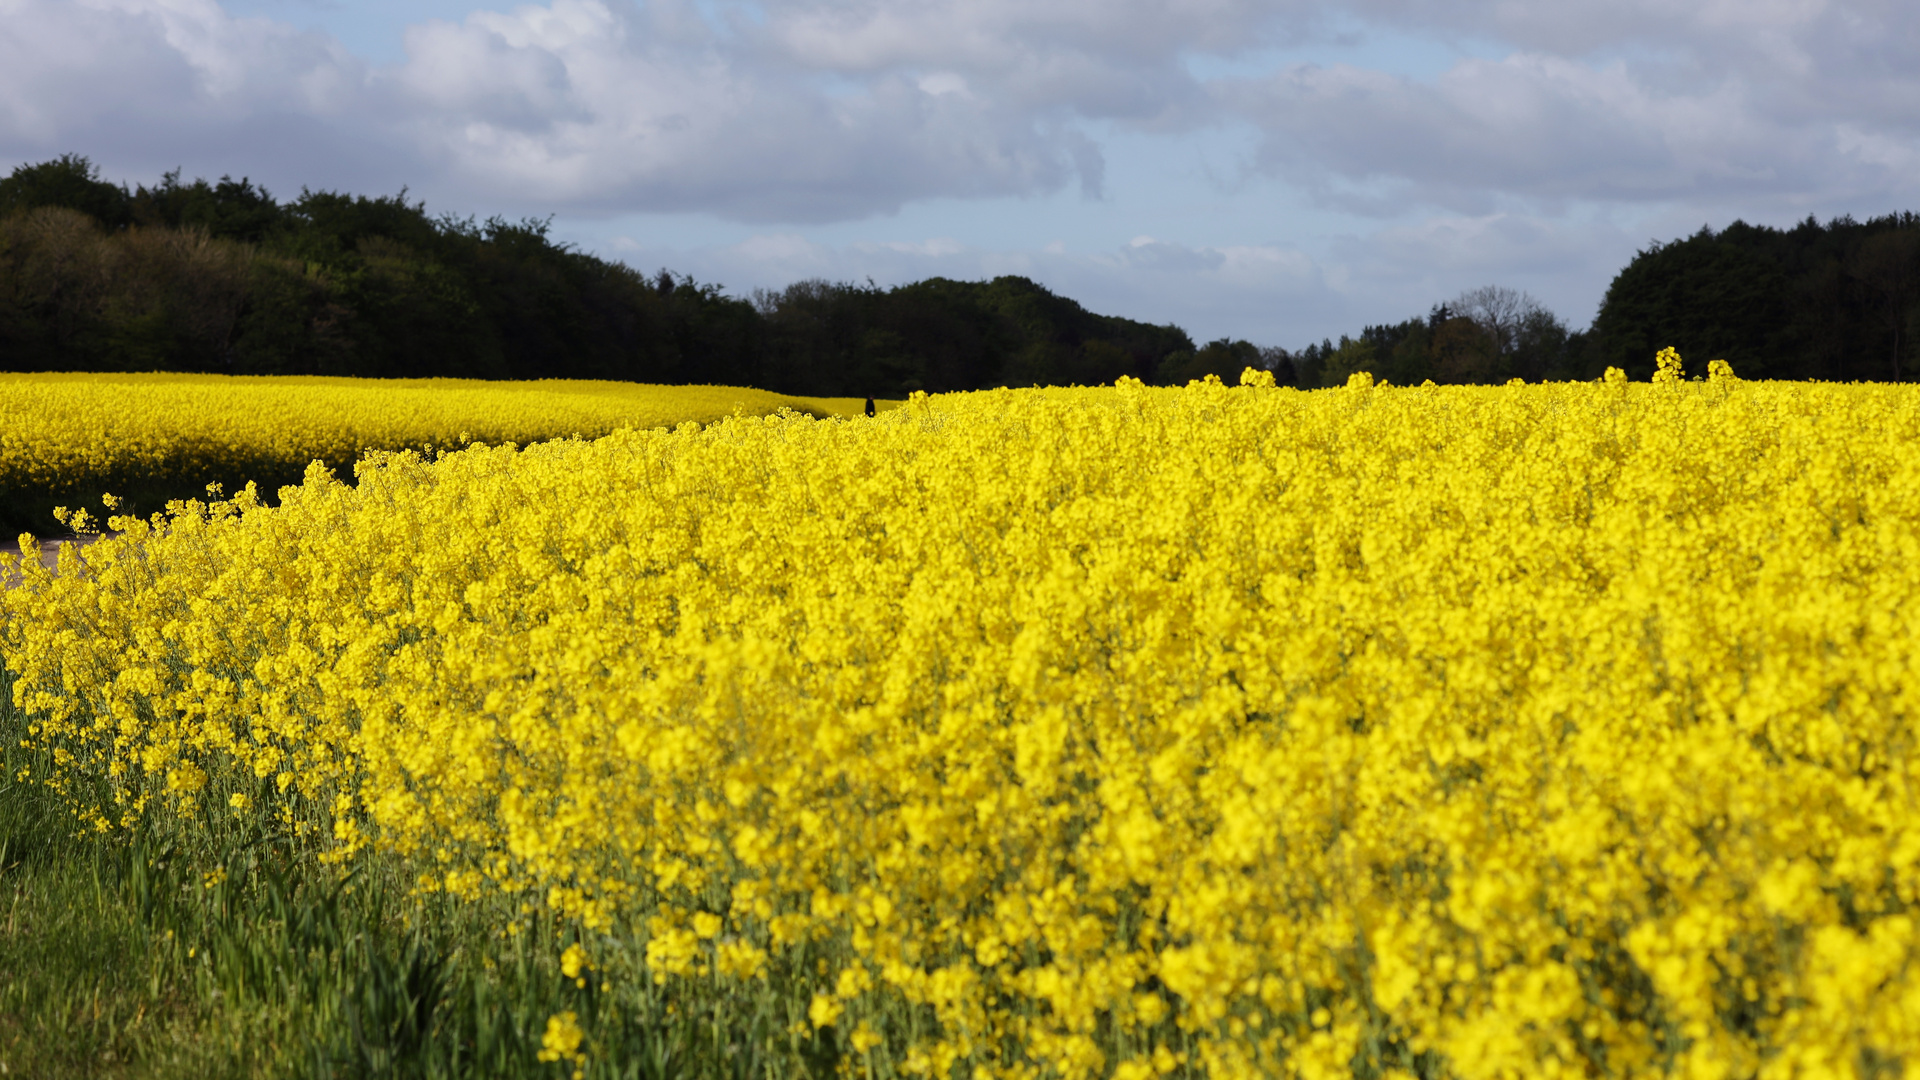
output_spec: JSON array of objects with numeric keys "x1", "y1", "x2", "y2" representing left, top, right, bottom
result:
[{"x1": 3, "y1": 0, "x2": 1917, "y2": 348}]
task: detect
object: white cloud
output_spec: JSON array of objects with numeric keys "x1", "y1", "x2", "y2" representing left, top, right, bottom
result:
[
  {"x1": 1220, "y1": 43, "x2": 1916, "y2": 217},
  {"x1": 6, "y1": 0, "x2": 1920, "y2": 225},
  {"x1": 0, "y1": 0, "x2": 1117, "y2": 219},
  {"x1": 1218, "y1": 0, "x2": 1920, "y2": 217},
  {"x1": 1319, "y1": 213, "x2": 1642, "y2": 326},
  {"x1": 916, "y1": 72, "x2": 970, "y2": 97},
  {"x1": 0, "y1": 0, "x2": 389, "y2": 190},
  {"x1": 596, "y1": 205, "x2": 1661, "y2": 351},
  {"x1": 5, "y1": 0, "x2": 1920, "y2": 347},
  {"x1": 0, "y1": 0, "x2": 359, "y2": 135},
  {"x1": 376, "y1": 0, "x2": 1124, "y2": 220},
  {"x1": 864, "y1": 236, "x2": 965, "y2": 256},
  {"x1": 617, "y1": 230, "x2": 1337, "y2": 348}
]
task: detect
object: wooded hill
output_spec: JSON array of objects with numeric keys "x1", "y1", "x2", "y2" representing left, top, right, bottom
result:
[{"x1": 0, "y1": 155, "x2": 1222, "y2": 397}]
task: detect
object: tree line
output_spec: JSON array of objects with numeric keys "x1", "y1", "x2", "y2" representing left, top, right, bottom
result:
[
  {"x1": 1588, "y1": 215, "x2": 1920, "y2": 382},
  {"x1": 1274, "y1": 214, "x2": 1920, "y2": 387},
  {"x1": 0, "y1": 155, "x2": 1226, "y2": 396},
  {"x1": 6, "y1": 154, "x2": 1919, "y2": 389},
  {"x1": 1274, "y1": 284, "x2": 1583, "y2": 389}
]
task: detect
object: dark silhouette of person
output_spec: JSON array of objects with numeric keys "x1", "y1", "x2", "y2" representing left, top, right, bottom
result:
[{"x1": 865, "y1": 397, "x2": 876, "y2": 417}]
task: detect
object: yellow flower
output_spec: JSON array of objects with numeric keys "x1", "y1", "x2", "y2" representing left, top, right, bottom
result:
[
  {"x1": 535, "y1": 1011, "x2": 585, "y2": 1066},
  {"x1": 560, "y1": 942, "x2": 590, "y2": 980},
  {"x1": 808, "y1": 994, "x2": 843, "y2": 1029},
  {"x1": 1652, "y1": 345, "x2": 1685, "y2": 383},
  {"x1": 12, "y1": 372, "x2": 1920, "y2": 1079}
]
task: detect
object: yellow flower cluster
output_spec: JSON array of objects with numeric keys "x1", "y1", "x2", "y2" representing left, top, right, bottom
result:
[
  {"x1": 0, "y1": 371, "x2": 864, "y2": 518},
  {"x1": 8, "y1": 361, "x2": 1920, "y2": 1079}
]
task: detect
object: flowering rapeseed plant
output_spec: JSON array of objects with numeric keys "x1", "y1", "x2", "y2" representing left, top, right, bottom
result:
[
  {"x1": 5, "y1": 359, "x2": 1920, "y2": 1078},
  {"x1": 538, "y1": 1009, "x2": 587, "y2": 1077},
  {"x1": 0, "y1": 372, "x2": 862, "y2": 527}
]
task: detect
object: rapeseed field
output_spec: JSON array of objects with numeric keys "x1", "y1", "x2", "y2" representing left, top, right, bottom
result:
[
  {"x1": 5, "y1": 354, "x2": 1919, "y2": 1079},
  {"x1": 0, "y1": 372, "x2": 867, "y2": 534}
]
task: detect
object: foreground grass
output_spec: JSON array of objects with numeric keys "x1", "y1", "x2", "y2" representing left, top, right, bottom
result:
[{"x1": 0, "y1": 677, "x2": 831, "y2": 1080}]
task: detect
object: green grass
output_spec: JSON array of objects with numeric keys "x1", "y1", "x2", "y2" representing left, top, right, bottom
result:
[{"x1": 0, "y1": 674, "x2": 845, "y2": 1080}]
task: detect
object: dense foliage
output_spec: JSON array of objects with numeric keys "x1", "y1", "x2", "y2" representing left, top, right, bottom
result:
[
  {"x1": 1590, "y1": 214, "x2": 1920, "y2": 381},
  {"x1": 0, "y1": 155, "x2": 1201, "y2": 396},
  {"x1": 9, "y1": 359, "x2": 1920, "y2": 1078}
]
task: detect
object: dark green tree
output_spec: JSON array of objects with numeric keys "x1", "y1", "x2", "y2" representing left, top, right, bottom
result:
[
  {"x1": 0, "y1": 154, "x2": 131, "y2": 229},
  {"x1": 131, "y1": 170, "x2": 286, "y2": 243},
  {"x1": 1155, "y1": 338, "x2": 1261, "y2": 385},
  {"x1": 1847, "y1": 228, "x2": 1920, "y2": 381},
  {"x1": 0, "y1": 155, "x2": 1200, "y2": 394},
  {"x1": 1591, "y1": 225, "x2": 1797, "y2": 379}
]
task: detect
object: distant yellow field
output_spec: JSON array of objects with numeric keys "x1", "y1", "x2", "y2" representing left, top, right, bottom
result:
[{"x1": 0, "y1": 372, "x2": 885, "y2": 532}]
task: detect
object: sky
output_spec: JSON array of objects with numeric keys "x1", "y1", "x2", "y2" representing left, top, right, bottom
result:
[{"x1": 3, "y1": 0, "x2": 1918, "y2": 349}]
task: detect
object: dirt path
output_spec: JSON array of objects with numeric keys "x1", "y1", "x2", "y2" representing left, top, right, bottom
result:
[{"x1": 1, "y1": 533, "x2": 108, "y2": 587}]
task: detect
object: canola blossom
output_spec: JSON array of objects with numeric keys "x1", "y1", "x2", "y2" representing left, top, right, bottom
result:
[
  {"x1": 6, "y1": 359, "x2": 1920, "y2": 1079},
  {"x1": 0, "y1": 371, "x2": 863, "y2": 527}
]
